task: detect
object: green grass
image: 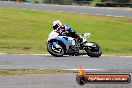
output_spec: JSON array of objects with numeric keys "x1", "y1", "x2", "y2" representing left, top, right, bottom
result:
[
  {"x1": 0, "y1": 7, "x2": 132, "y2": 55},
  {"x1": 0, "y1": 69, "x2": 69, "y2": 75}
]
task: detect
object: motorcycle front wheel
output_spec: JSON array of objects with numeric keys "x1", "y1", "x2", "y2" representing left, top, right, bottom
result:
[
  {"x1": 47, "y1": 42, "x2": 65, "y2": 57},
  {"x1": 85, "y1": 42, "x2": 102, "y2": 57}
]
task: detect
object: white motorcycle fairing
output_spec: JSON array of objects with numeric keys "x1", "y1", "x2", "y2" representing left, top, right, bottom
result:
[
  {"x1": 85, "y1": 43, "x2": 95, "y2": 47},
  {"x1": 47, "y1": 30, "x2": 59, "y2": 41},
  {"x1": 47, "y1": 30, "x2": 75, "y2": 45}
]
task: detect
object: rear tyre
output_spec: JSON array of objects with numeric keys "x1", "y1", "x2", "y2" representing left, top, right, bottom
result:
[{"x1": 47, "y1": 42, "x2": 65, "y2": 57}]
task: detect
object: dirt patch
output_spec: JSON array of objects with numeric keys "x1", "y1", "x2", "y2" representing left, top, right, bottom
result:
[
  {"x1": 23, "y1": 47, "x2": 31, "y2": 50},
  {"x1": 122, "y1": 19, "x2": 132, "y2": 23},
  {"x1": 127, "y1": 20, "x2": 132, "y2": 23}
]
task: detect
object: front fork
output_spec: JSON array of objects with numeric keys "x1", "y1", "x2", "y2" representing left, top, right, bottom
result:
[{"x1": 52, "y1": 42, "x2": 60, "y2": 48}]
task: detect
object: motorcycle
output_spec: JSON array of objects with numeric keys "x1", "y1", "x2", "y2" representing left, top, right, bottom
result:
[{"x1": 47, "y1": 30, "x2": 102, "y2": 57}]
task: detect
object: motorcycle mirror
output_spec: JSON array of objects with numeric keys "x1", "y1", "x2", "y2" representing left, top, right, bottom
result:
[{"x1": 82, "y1": 33, "x2": 91, "y2": 39}]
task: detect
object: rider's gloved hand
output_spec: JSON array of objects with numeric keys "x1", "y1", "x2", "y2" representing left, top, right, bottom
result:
[{"x1": 77, "y1": 37, "x2": 83, "y2": 43}]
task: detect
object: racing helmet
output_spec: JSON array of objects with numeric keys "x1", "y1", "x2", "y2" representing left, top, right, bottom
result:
[{"x1": 52, "y1": 20, "x2": 62, "y2": 30}]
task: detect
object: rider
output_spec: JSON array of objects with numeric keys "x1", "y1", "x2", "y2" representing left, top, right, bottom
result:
[{"x1": 52, "y1": 20, "x2": 82, "y2": 42}]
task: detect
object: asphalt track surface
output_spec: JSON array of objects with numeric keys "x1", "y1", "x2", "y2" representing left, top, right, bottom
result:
[
  {"x1": 0, "y1": 54, "x2": 132, "y2": 72},
  {"x1": 0, "y1": 1, "x2": 132, "y2": 17},
  {"x1": 1, "y1": 54, "x2": 132, "y2": 88},
  {"x1": 0, "y1": 73, "x2": 131, "y2": 88}
]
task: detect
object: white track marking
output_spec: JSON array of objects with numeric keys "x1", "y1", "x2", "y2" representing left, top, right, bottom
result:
[
  {"x1": 44, "y1": 10, "x2": 125, "y2": 18},
  {"x1": 0, "y1": 53, "x2": 132, "y2": 57},
  {"x1": 29, "y1": 7, "x2": 126, "y2": 18},
  {"x1": 63, "y1": 68, "x2": 104, "y2": 71}
]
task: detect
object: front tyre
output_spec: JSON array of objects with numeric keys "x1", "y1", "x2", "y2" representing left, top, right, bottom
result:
[
  {"x1": 85, "y1": 42, "x2": 102, "y2": 57},
  {"x1": 47, "y1": 42, "x2": 65, "y2": 57}
]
